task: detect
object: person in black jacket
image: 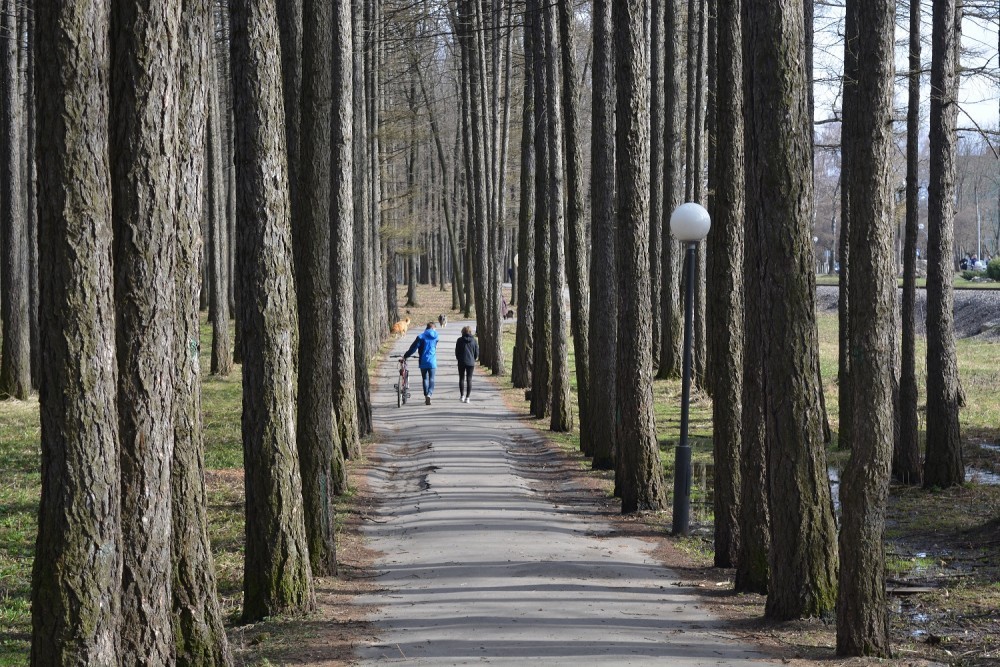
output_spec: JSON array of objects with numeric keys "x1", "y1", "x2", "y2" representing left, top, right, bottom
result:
[{"x1": 454, "y1": 326, "x2": 479, "y2": 403}]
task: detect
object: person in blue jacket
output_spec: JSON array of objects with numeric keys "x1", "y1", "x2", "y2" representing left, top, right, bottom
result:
[{"x1": 403, "y1": 322, "x2": 440, "y2": 405}]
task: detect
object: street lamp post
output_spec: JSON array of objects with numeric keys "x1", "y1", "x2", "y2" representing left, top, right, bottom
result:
[{"x1": 669, "y1": 202, "x2": 711, "y2": 536}]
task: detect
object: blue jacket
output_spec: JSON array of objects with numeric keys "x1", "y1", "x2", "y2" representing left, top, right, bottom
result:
[{"x1": 404, "y1": 327, "x2": 439, "y2": 369}]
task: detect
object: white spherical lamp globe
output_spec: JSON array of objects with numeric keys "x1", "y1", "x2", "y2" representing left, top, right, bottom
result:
[{"x1": 670, "y1": 202, "x2": 711, "y2": 242}]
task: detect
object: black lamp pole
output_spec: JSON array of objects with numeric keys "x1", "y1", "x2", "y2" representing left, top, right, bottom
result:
[{"x1": 671, "y1": 241, "x2": 697, "y2": 536}]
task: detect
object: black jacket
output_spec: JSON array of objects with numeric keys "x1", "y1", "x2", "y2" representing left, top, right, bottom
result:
[{"x1": 455, "y1": 333, "x2": 479, "y2": 367}]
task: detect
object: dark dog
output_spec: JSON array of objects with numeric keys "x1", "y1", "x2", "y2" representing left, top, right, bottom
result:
[{"x1": 504, "y1": 310, "x2": 514, "y2": 320}]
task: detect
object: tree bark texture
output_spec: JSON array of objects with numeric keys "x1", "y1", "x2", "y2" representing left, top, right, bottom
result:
[
  {"x1": 923, "y1": 0, "x2": 964, "y2": 489},
  {"x1": 26, "y1": 4, "x2": 40, "y2": 391},
  {"x1": 744, "y1": 0, "x2": 839, "y2": 620},
  {"x1": 542, "y1": 0, "x2": 572, "y2": 433},
  {"x1": 277, "y1": 0, "x2": 302, "y2": 252},
  {"x1": 110, "y1": 0, "x2": 181, "y2": 660},
  {"x1": 294, "y1": 0, "x2": 342, "y2": 576},
  {"x1": 331, "y1": 0, "x2": 361, "y2": 460},
  {"x1": 557, "y1": 0, "x2": 590, "y2": 444},
  {"x1": 528, "y1": 0, "x2": 551, "y2": 420},
  {"x1": 352, "y1": 0, "x2": 373, "y2": 438},
  {"x1": 657, "y1": 0, "x2": 684, "y2": 381},
  {"x1": 897, "y1": 0, "x2": 923, "y2": 485},
  {"x1": 706, "y1": 0, "x2": 743, "y2": 570},
  {"x1": 230, "y1": 0, "x2": 315, "y2": 621},
  {"x1": 512, "y1": 14, "x2": 536, "y2": 391},
  {"x1": 32, "y1": 2, "x2": 122, "y2": 660},
  {"x1": 736, "y1": 0, "x2": 769, "y2": 589},
  {"x1": 208, "y1": 60, "x2": 233, "y2": 377},
  {"x1": 172, "y1": 3, "x2": 233, "y2": 663},
  {"x1": 838, "y1": 0, "x2": 856, "y2": 451},
  {"x1": 589, "y1": 0, "x2": 617, "y2": 471},
  {"x1": 836, "y1": 0, "x2": 896, "y2": 656},
  {"x1": 614, "y1": 0, "x2": 668, "y2": 514},
  {"x1": 0, "y1": 0, "x2": 30, "y2": 400},
  {"x1": 649, "y1": 0, "x2": 665, "y2": 372}
]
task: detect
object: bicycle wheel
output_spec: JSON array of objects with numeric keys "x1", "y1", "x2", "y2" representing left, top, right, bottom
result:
[
  {"x1": 401, "y1": 370, "x2": 408, "y2": 404},
  {"x1": 397, "y1": 379, "x2": 402, "y2": 407}
]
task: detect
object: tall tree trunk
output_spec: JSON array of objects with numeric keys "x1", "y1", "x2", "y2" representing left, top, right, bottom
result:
[
  {"x1": 650, "y1": 0, "x2": 665, "y2": 371},
  {"x1": 277, "y1": 0, "x2": 302, "y2": 249},
  {"x1": 744, "y1": 0, "x2": 839, "y2": 620},
  {"x1": 692, "y1": 0, "x2": 708, "y2": 389},
  {"x1": 528, "y1": 0, "x2": 551, "y2": 419},
  {"x1": 512, "y1": 16, "x2": 536, "y2": 391},
  {"x1": 230, "y1": 0, "x2": 316, "y2": 621},
  {"x1": 614, "y1": 0, "x2": 668, "y2": 514},
  {"x1": 707, "y1": 0, "x2": 743, "y2": 570},
  {"x1": 111, "y1": 0, "x2": 181, "y2": 660},
  {"x1": 897, "y1": 0, "x2": 923, "y2": 485},
  {"x1": 25, "y1": 5, "x2": 39, "y2": 392},
  {"x1": 557, "y1": 0, "x2": 590, "y2": 446},
  {"x1": 332, "y1": 0, "x2": 361, "y2": 460},
  {"x1": 352, "y1": 0, "x2": 373, "y2": 439},
  {"x1": 836, "y1": 0, "x2": 895, "y2": 656},
  {"x1": 589, "y1": 0, "x2": 616, "y2": 471},
  {"x1": 208, "y1": 63, "x2": 233, "y2": 377},
  {"x1": 838, "y1": 0, "x2": 856, "y2": 451},
  {"x1": 295, "y1": 0, "x2": 343, "y2": 575},
  {"x1": 657, "y1": 0, "x2": 684, "y2": 381},
  {"x1": 172, "y1": 3, "x2": 233, "y2": 662},
  {"x1": 924, "y1": 0, "x2": 964, "y2": 489},
  {"x1": 544, "y1": 0, "x2": 572, "y2": 432},
  {"x1": 31, "y1": 2, "x2": 121, "y2": 659},
  {"x1": 0, "y1": 0, "x2": 30, "y2": 400}
]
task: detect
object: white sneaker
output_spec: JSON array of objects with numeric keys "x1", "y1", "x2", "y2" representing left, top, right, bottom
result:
[{"x1": 462, "y1": 396, "x2": 468, "y2": 403}]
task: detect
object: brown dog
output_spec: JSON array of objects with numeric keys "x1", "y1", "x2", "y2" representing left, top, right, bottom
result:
[{"x1": 390, "y1": 317, "x2": 411, "y2": 337}]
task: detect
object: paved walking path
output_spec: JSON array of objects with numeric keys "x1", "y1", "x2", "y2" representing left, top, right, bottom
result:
[{"x1": 356, "y1": 321, "x2": 770, "y2": 665}]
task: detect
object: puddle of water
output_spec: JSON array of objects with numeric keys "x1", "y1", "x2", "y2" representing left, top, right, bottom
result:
[{"x1": 978, "y1": 443, "x2": 1000, "y2": 454}]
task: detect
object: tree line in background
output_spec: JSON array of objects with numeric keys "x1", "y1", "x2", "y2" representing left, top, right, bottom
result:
[{"x1": 0, "y1": 0, "x2": 993, "y2": 663}]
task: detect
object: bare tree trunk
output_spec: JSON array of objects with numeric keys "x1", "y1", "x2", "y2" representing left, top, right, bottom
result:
[
  {"x1": 111, "y1": 1, "x2": 181, "y2": 660},
  {"x1": 650, "y1": 0, "x2": 665, "y2": 371},
  {"x1": 332, "y1": 0, "x2": 361, "y2": 460},
  {"x1": 512, "y1": 15, "x2": 536, "y2": 391},
  {"x1": 25, "y1": 5, "x2": 39, "y2": 392},
  {"x1": 295, "y1": 0, "x2": 344, "y2": 575},
  {"x1": 838, "y1": 0, "x2": 856, "y2": 451},
  {"x1": 836, "y1": 0, "x2": 895, "y2": 656},
  {"x1": 543, "y1": 0, "x2": 572, "y2": 432},
  {"x1": 528, "y1": 0, "x2": 551, "y2": 419},
  {"x1": 589, "y1": 0, "x2": 616, "y2": 471},
  {"x1": 657, "y1": 0, "x2": 684, "y2": 381},
  {"x1": 32, "y1": 2, "x2": 121, "y2": 660},
  {"x1": 692, "y1": 0, "x2": 708, "y2": 389},
  {"x1": 0, "y1": 0, "x2": 30, "y2": 400},
  {"x1": 744, "y1": 0, "x2": 839, "y2": 620},
  {"x1": 897, "y1": 0, "x2": 923, "y2": 485},
  {"x1": 172, "y1": 3, "x2": 233, "y2": 661},
  {"x1": 352, "y1": 0, "x2": 373, "y2": 439},
  {"x1": 706, "y1": 0, "x2": 743, "y2": 570},
  {"x1": 208, "y1": 62, "x2": 233, "y2": 377},
  {"x1": 614, "y1": 0, "x2": 668, "y2": 514},
  {"x1": 230, "y1": 0, "x2": 315, "y2": 621},
  {"x1": 557, "y1": 0, "x2": 590, "y2": 445},
  {"x1": 924, "y1": 0, "x2": 964, "y2": 489}
]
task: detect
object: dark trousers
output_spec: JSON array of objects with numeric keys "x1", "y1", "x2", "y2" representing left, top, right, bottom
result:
[{"x1": 458, "y1": 364, "x2": 474, "y2": 397}]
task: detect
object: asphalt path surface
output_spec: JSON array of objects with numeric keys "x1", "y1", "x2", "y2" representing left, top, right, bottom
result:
[{"x1": 356, "y1": 321, "x2": 771, "y2": 665}]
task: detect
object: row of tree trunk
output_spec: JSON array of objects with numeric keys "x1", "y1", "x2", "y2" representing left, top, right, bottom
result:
[{"x1": 30, "y1": 0, "x2": 389, "y2": 661}]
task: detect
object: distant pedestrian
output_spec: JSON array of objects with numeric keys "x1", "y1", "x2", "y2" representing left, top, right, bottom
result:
[
  {"x1": 404, "y1": 322, "x2": 440, "y2": 405},
  {"x1": 455, "y1": 325, "x2": 479, "y2": 403}
]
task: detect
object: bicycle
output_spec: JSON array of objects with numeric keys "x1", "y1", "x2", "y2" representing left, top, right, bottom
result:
[{"x1": 393, "y1": 355, "x2": 411, "y2": 407}]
